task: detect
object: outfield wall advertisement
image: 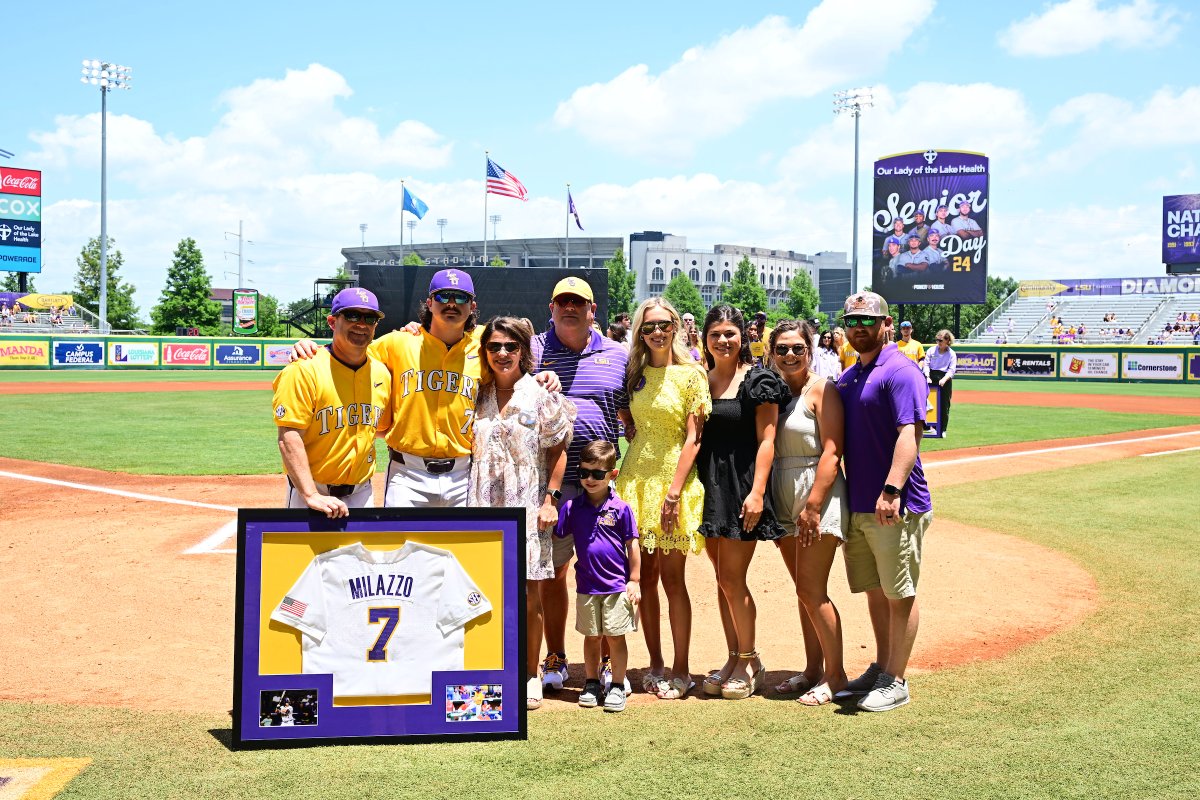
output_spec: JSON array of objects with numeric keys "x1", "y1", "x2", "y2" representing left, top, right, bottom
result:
[
  {"x1": 1121, "y1": 352, "x2": 1184, "y2": 381},
  {"x1": 0, "y1": 166, "x2": 43, "y2": 274},
  {"x1": 1001, "y1": 351, "x2": 1057, "y2": 378},
  {"x1": 872, "y1": 149, "x2": 988, "y2": 305},
  {"x1": 1060, "y1": 353, "x2": 1119, "y2": 379},
  {"x1": 1019, "y1": 276, "x2": 1200, "y2": 297},
  {"x1": 53, "y1": 341, "x2": 104, "y2": 366},
  {"x1": 1163, "y1": 194, "x2": 1200, "y2": 266},
  {"x1": 0, "y1": 339, "x2": 49, "y2": 366},
  {"x1": 954, "y1": 351, "x2": 999, "y2": 377}
]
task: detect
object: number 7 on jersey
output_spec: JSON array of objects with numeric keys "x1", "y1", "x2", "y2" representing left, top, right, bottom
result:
[{"x1": 366, "y1": 607, "x2": 400, "y2": 661}]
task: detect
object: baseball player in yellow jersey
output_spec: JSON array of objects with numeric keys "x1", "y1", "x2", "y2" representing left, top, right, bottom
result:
[
  {"x1": 294, "y1": 269, "x2": 482, "y2": 508},
  {"x1": 274, "y1": 288, "x2": 392, "y2": 517},
  {"x1": 896, "y1": 321, "x2": 927, "y2": 374}
]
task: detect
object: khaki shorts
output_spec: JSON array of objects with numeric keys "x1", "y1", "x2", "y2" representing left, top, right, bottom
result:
[
  {"x1": 575, "y1": 592, "x2": 638, "y2": 637},
  {"x1": 843, "y1": 510, "x2": 932, "y2": 600},
  {"x1": 552, "y1": 483, "x2": 583, "y2": 570}
]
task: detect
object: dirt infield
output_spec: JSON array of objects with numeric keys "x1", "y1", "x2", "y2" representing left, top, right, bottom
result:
[{"x1": 15, "y1": 424, "x2": 1200, "y2": 714}]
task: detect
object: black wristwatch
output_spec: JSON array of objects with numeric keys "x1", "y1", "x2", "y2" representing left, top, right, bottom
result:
[
  {"x1": 546, "y1": 489, "x2": 563, "y2": 501},
  {"x1": 882, "y1": 484, "x2": 902, "y2": 497}
]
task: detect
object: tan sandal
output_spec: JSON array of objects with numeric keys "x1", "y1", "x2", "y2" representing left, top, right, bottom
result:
[
  {"x1": 656, "y1": 676, "x2": 695, "y2": 700},
  {"x1": 702, "y1": 651, "x2": 736, "y2": 697},
  {"x1": 721, "y1": 651, "x2": 765, "y2": 700}
]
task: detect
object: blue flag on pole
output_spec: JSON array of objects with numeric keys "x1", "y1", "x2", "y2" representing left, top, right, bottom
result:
[{"x1": 402, "y1": 186, "x2": 428, "y2": 219}]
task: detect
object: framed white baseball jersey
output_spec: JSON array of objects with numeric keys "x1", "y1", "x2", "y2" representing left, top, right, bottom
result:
[{"x1": 270, "y1": 542, "x2": 492, "y2": 698}]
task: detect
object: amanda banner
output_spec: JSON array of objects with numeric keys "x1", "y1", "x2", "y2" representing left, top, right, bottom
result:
[{"x1": 872, "y1": 149, "x2": 989, "y2": 305}]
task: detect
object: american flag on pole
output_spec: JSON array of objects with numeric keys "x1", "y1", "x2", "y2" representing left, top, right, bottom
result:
[
  {"x1": 280, "y1": 596, "x2": 307, "y2": 618},
  {"x1": 486, "y1": 157, "x2": 528, "y2": 201}
]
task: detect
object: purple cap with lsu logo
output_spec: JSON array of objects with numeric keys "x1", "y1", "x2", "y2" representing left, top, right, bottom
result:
[
  {"x1": 429, "y1": 268, "x2": 476, "y2": 297},
  {"x1": 330, "y1": 287, "x2": 382, "y2": 317}
]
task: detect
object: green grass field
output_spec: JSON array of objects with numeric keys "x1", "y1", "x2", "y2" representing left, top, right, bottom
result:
[
  {"x1": 958, "y1": 378, "x2": 1200, "y2": 398},
  {"x1": 2, "y1": 450, "x2": 1196, "y2": 798}
]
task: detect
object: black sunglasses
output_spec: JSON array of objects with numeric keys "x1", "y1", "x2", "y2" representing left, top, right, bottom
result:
[
  {"x1": 843, "y1": 316, "x2": 881, "y2": 327},
  {"x1": 340, "y1": 310, "x2": 382, "y2": 324},
  {"x1": 640, "y1": 320, "x2": 675, "y2": 335},
  {"x1": 578, "y1": 468, "x2": 610, "y2": 481},
  {"x1": 774, "y1": 344, "x2": 808, "y2": 357},
  {"x1": 554, "y1": 295, "x2": 589, "y2": 308},
  {"x1": 431, "y1": 290, "x2": 473, "y2": 305},
  {"x1": 485, "y1": 341, "x2": 521, "y2": 354}
]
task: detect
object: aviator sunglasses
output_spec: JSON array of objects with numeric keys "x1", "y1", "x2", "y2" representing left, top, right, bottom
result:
[
  {"x1": 773, "y1": 344, "x2": 808, "y2": 357},
  {"x1": 639, "y1": 320, "x2": 675, "y2": 335},
  {"x1": 340, "y1": 310, "x2": 382, "y2": 324},
  {"x1": 485, "y1": 341, "x2": 521, "y2": 354},
  {"x1": 431, "y1": 290, "x2": 473, "y2": 305},
  {"x1": 843, "y1": 316, "x2": 881, "y2": 327}
]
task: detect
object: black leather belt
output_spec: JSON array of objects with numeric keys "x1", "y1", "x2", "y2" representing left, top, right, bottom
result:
[
  {"x1": 288, "y1": 478, "x2": 359, "y2": 497},
  {"x1": 389, "y1": 449, "x2": 458, "y2": 475}
]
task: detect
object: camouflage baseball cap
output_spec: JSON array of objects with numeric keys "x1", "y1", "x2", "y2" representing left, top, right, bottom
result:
[{"x1": 842, "y1": 291, "x2": 889, "y2": 318}]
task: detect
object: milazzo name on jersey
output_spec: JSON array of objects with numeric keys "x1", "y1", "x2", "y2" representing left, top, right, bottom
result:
[
  {"x1": 398, "y1": 368, "x2": 478, "y2": 401},
  {"x1": 347, "y1": 572, "x2": 415, "y2": 601},
  {"x1": 313, "y1": 403, "x2": 385, "y2": 435}
]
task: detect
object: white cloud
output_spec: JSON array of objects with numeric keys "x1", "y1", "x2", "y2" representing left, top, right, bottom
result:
[
  {"x1": 1041, "y1": 86, "x2": 1200, "y2": 168},
  {"x1": 778, "y1": 83, "x2": 1040, "y2": 183},
  {"x1": 991, "y1": 204, "x2": 1159, "y2": 280},
  {"x1": 553, "y1": 1, "x2": 936, "y2": 158},
  {"x1": 998, "y1": 0, "x2": 1180, "y2": 57}
]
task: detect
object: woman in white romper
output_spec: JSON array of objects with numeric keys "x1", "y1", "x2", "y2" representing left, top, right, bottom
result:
[{"x1": 768, "y1": 320, "x2": 850, "y2": 706}]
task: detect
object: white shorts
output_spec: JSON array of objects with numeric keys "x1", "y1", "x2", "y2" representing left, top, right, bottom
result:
[
  {"x1": 286, "y1": 480, "x2": 374, "y2": 509},
  {"x1": 385, "y1": 451, "x2": 470, "y2": 508}
]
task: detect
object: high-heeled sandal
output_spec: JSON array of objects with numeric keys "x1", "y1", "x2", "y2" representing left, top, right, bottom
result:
[
  {"x1": 702, "y1": 651, "x2": 736, "y2": 697},
  {"x1": 721, "y1": 651, "x2": 765, "y2": 700}
]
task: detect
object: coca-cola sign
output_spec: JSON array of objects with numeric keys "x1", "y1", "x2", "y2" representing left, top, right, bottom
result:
[
  {"x1": 0, "y1": 168, "x2": 41, "y2": 197},
  {"x1": 163, "y1": 343, "x2": 211, "y2": 365}
]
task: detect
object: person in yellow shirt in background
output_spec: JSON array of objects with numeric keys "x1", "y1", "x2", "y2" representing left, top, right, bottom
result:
[
  {"x1": 834, "y1": 326, "x2": 857, "y2": 371},
  {"x1": 895, "y1": 321, "x2": 928, "y2": 377}
]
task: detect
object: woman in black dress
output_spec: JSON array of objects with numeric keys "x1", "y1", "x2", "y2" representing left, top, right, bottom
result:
[{"x1": 697, "y1": 305, "x2": 790, "y2": 699}]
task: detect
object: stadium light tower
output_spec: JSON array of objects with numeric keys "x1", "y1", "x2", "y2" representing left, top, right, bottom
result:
[
  {"x1": 489, "y1": 214, "x2": 501, "y2": 240},
  {"x1": 437, "y1": 218, "x2": 448, "y2": 244},
  {"x1": 834, "y1": 87, "x2": 873, "y2": 292},
  {"x1": 359, "y1": 223, "x2": 368, "y2": 247},
  {"x1": 80, "y1": 60, "x2": 132, "y2": 334}
]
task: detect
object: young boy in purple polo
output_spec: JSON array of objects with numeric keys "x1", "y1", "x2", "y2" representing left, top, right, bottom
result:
[
  {"x1": 554, "y1": 440, "x2": 641, "y2": 713},
  {"x1": 835, "y1": 291, "x2": 933, "y2": 712}
]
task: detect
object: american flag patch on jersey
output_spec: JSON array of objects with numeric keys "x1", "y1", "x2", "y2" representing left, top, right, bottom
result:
[{"x1": 280, "y1": 596, "x2": 307, "y2": 617}]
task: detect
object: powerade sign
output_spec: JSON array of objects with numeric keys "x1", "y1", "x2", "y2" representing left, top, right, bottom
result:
[
  {"x1": 215, "y1": 343, "x2": 261, "y2": 366},
  {"x1": 1002, "y1": 352, "x2": 1056, "y2": 377},
  {"x1": 1163, "y1": 194, "x2": 1200, "y2": 266},
  {"x1": 872, "y1": 149, "x2": 989, "y2": 305},
  {"x1": 53, "y1": 341, "x2": 103, "y2": 366}
]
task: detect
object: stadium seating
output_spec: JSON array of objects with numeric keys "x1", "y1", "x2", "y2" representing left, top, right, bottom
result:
[{"x1": 965, "y1": 293, "x2": 1179, "y2": 344}]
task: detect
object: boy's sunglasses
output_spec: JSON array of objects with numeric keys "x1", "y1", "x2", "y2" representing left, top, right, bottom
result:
[
  {"x1": 578, "y1": 468, "x2": 610, "y2": 481},
  {"x1": 340, "y1": 310, "x2": 382, "y2": 324},
  {"x1": 431, "y1": 290, "x2": 473, "y2": 305},
  {"x1": 485, "y1": 341, "x2": 521, "y2": 354},
  {"x1": 774, "y1": 344, "x2": 808, "y2": 357},
  {"x1": 640, "y1": 320, "x2": 675, "y2": 335},
  {"x1": 843, "y1": 316, "x2": 881, "y2": 327}
]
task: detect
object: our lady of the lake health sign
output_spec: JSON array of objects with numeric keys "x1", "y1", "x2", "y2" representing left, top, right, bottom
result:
[{"x1": 872, "y1": 150, "x2": 989, "y2": 305}]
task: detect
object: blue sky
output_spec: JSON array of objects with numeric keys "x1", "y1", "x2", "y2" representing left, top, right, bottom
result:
[{"x1": 4, "y1": 0, "x2": 1197, "y2": 310}]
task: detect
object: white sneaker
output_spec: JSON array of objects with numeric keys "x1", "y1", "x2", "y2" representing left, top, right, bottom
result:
[
  {"x1": 857, "y1": 673, "x2": 910, "y2": 712},
  {"x1": 603, "y1": 686, "x2": 627, "y2": 713},
  {"x1": 541, "y1": 653, "x2": 568, "y2": 691},
  {"x1": 526, "y1": 675, "x2": 543, "y2": 710}
]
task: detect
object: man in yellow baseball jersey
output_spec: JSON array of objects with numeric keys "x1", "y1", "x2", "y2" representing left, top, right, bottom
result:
[
  {"x1": 896, "y1": 321, "x2": 927, "y2": 375},
  {"x1": 273, "y1": 288, "x2": 392, "y2": 517},
  {"x1": 295, "y1": 269, "x2": 483, "y2": 508}
]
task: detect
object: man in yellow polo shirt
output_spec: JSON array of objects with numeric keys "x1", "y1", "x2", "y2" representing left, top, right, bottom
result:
[
  {"x1": 273, "y1": 288, "x2": 392, "y2": 517},
  {"x1": 896, "y1": 321, "x2": 928, "y2": 376}
]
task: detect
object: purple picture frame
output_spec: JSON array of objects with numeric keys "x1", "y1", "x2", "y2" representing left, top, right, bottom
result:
[{"x1": 232, "y1": 507, "x2": 526, "y2": 749}]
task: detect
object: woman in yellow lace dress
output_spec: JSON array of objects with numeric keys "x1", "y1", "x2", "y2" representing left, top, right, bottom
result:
[{"x1": 615, "y1": 298, "x2": 710, "y2": 700}]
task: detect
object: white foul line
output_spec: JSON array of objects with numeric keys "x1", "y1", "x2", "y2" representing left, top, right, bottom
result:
[
  {"x1": 184, "y1": 519, "x2": 238, "y2": 555},
  {"x1": 1140, "y1": 445, "x2": 1200, "y2": 458},
  {"x1": 0, "y1": 470, "x2": 237, "y2": 512},
  {"x1": 925, "y1": 430, "x2": 1200, "y2": 468}
]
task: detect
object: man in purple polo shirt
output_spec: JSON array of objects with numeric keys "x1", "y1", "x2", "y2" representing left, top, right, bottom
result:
[
  {"x1": 532, "y1": 276, "x2": 633, "y2": 693},
  {"x1": 835, "y1": 291, "x2": 933, "y2": 712}
]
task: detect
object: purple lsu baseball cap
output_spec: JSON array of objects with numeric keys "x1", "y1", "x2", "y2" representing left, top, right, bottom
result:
[
  {"x1": 331, "y1": 287, "x2": 382, "y2": 317},
  {"x1": 429, "y1": 268, "x2": 475, "y2": 297}
]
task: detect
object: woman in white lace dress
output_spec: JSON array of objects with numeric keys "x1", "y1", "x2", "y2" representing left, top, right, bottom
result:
[{"x1": 468, "y1": 316, "x2": 576, "y2": 709}]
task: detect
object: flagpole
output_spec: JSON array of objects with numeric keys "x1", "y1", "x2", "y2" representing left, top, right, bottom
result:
[
  {"x1": 400, "y1": 180, "x2": 406, "y2": 265},
  {"x1": 565, "y1": 184, "x2": 570, "y2": 270},
  {"x1": 483, "y1": 151, "x2": 489, "y2": 266}
]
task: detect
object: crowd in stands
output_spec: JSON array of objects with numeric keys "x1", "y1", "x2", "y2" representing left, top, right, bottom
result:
[
  {"x1": 0, "y1": 302, "x2": 79, "y2": 329},
  {"x1": 1147, "y1": 311, "x2": 1200, "y2": 345}
]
